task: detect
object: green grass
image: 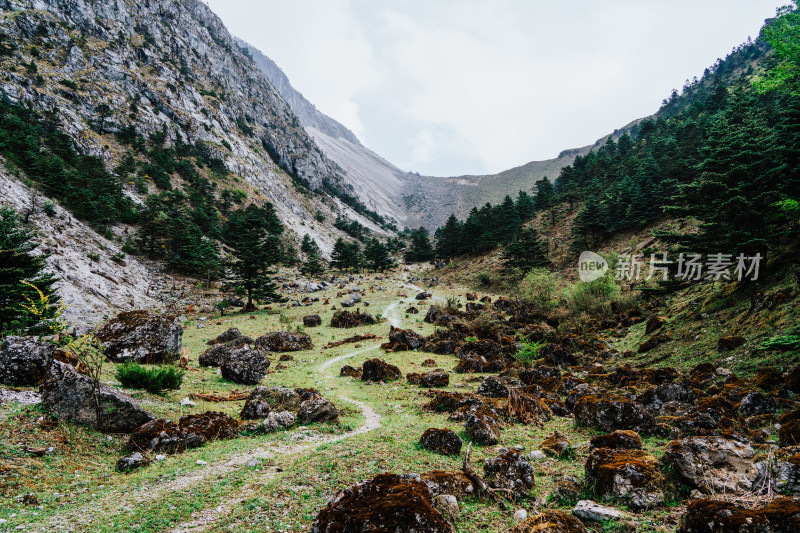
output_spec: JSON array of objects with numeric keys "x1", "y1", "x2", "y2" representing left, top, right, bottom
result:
[{"x1": 114, "y1": 362, "x2": 185, "y2": 393}]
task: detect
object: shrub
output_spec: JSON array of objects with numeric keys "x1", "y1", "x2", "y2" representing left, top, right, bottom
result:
[
  {"x1": 517, "y1": 267, "x2": 559, "y2": 310},
  {"x1": 475, "y1": 272, "x2": 491, "y2": 286},
  {"x1": 568, "y1": 274, "x2": 619, "y2": 316},
  {"x1": 513, "y1": 339, "x2": 544, "y2": 364},
  {"x1": 115, "y1": 362, "x2": 185, "y2": 393}
]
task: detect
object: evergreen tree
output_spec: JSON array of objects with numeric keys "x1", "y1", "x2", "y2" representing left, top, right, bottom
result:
[
  {"x1": 223, "y1": 204, "x2": 284, "y2": 311},
  {"x1": 515, "y1": 190, "x2": 536, "y2": 220},
  {"x1": 571, "y1": 197, "x2": 609, "y2": 251},
  {"x1": 364, "y1": 238, "x2": 392, "y2": 272},
  {"x1": 331, "y1": 238, "x2": 362, "y2": 271},
  {"x1": 301, "y1": 234, "x2": 320, "y2": 255},
  {"x1": 0, "y1": 207, "x2": 58, "y2": 335},
  {"x1": 502, "y1": 226, "x2": 550, "y2": 273},
  {"x1": 435, "y1": 214, "x2": 463, "y2": 260},
  {"x1": 405, "y1": 227, "x2": 434, "y2": 263},
  {"x1": 300, "y1": 252, "x2": 325, "y2": 276}
]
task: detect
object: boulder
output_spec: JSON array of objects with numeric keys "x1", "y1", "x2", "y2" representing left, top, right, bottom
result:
[
  {"x1": 718, "y1": 335, "x2": 746, "y2": 352},
  {"x1": 424, "y1": 305, "x2": 454, "y2": 325},
  {"x1": 219, "y1": 348, "x2": 270, "y2": 385},
  {"x1": 549, "y1": 476, "x2": 581, "y2": 505},
  {"x1": 420, "y1": 370, "x2": 450, "y2": 388},
  {"x1": 96, "y1": 310, "x2": 182, "y2": 363},
  {"x1": 41, "y1": 361, "x2": 154, "y2": 432},
  {"x1": 676, "y1": 499, "x2": 777, "y2": 533},
  {"x1": 432, "y1": 494, "x2": 459, "y2": 523},
  {"x1": 0, "y1": 336, "x2": 54, "y2": 386},
  {"x1": 540, "y1": 431, "x2": 571, "y2": 458},
  {"x1": 303, "y1": 315, "x2": 322, "y2": 327},
  {"x1": 240, "y1": 386, "x2": 275, "y2": 420},
  {"x1": 420, "y1": 470, "x2": 475, "y2": 499},
  {"x1": 574, "y1": 395, "x2": 656, "y2": 434},
  {"x1": 508, "y1": 510, "x2": 589, "y2": 533},
  {"x1": 340, "y1": 292, "x2": 362, "y2": 308},
  {"x1": 330, "y1": 310, "x2": 375, "y2": 328},
  {"x1": 738, "y1": 391, "x2": 778, "y2": 417},
  {"x1": 589, "y1": 430, "x2": 643, "y2": 451},
  {"x1": 361, "y1": 358, "x2": 401, "y2": 382},
  {"x1": 464, "y1": 407, "x2": 501, "y2": 445},
  {"x1": 539, "y1": 343, "x2": 578, "y2": 366},
  {"x1": 422, "y1": 358, "x2": 437, "y2": 367},
  {"x1": 128, "y1": 418, "x2": 188, "y2": 453},
  {"x1": 311, "y1": 473, "x2": 455, "y2": 533},
  {"x1": 585, "y1": 448, "x2": 665, "y2": 510},
  {"x1": 116, "y1": 452, "x2": 150, "y2": 472},
  {"x1": 255, "y1": 331, "x2": 313, "y2": 352},
  {"x1": 415, "y1": 291, "x2": 432, "y2": 300},
  {"x1": 645, "y1": 315, "x2": 667, "y2": 335},
  {"x1": 420, "y1": 428, "x2": 463, "y2": 456},
  {"x1": 340, "y1": 365, "x2": 362, "y2": 378},
  {"x1": 388, "y1": 326, "x2": 425, "y2": 350},
  {"x1": 483, "y1": 449, "x2": 536, "y2": 499},
  {"x1": 405, "y1": 306, "x2": 419, "y2": 314},
  {"x1": 198, "y1": 343, "x2": 236, "y2": 368},
  {"x1": 477, "y1": 375, "x2": 522, "y2": 398},
  {"x1": 263, "y1": 411, "x2": 296, "y2": 432},
  {"x1": 663, "y1": 434, "x2": 758, "y2": 494},
  {"x1": 207, "y1": 328, "x2": 246, "y2": 345},
  {"x1": 297, "y1": 394, "x2": 339, "y2": 424},
  {"x1": 573, "y1": 500, "x2": 630, "y2": 522},
  {"x1": 179, "y1": 411, "x2": 238, "y2": 444},
  {"x1": 775, "y1": 454, "x2": 800, "y2": 495},
  {"x1": 639, "y1": 382, "x2": 695, "y2": 412}
]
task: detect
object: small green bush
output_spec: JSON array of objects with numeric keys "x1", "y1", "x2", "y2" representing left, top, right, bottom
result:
[
  {"x1": 513, "y1": 339, "x2": 544, "y2": 364},
  {"x1": 115, "y1": 362, "x2": 185, "y2": 393},
  {"x1": 475, "y1": 272, "x2": 491, "y2": 286},
  {"x1": 518, "y1": 267, "x2": 559, "y2": 310}
]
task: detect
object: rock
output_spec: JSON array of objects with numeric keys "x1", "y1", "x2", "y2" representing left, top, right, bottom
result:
[
  {"x1": 738, "y1": 391, "x2": 778, "y2": 417},
  {"x1": 585, "y1": 448, "x2": 664, "y2": 510},
  {"x1": 0, "y1": 336, "x2": 54, "y2": 386},
  {"x1": 514, "y1": 509, "x2": 528, "y2": 522},
  {"x1": 574, "y1": 395, "x2": 656, "y2": 434},
  {"x1": 179, "y1": 412, "x2": 238, "y2": 445},
  {"x1": 589, "y1": 430, "x2": 643, "y2": 451},
  {"x1": 246, "y1": 457, "x2": 260, "y2": 468},
  {"x1": 405, "y1": 306, "x2": 419, "y2": 314},
  {"x1": 116, "y1": 452, "x2": 149, "y2": 472},
  {"x1": 255, "y1": 331, "x2": 313, "y2": 352},
  {"x1": 483, "y1": 449, "x2": 536, "y2": 499},
  {"x1": 465, "y1": 302, "x2": 484, "y2": 312},
  {"x1": 198, "y1": 343, "x2": 236, "y2": 368},
  {"x1": 422, "y1": 358, "x2": 437, "y2": 367},
  {"x1": 676, "y1": 499, "x2": 773, "y2": 533},
  {"x1": 509, "y1": 510, "x2": 589, "y2": 533},
  {"x1": 420, "y1": 370, "x2": 450, "y2": 388},
  {"x1": 297, "y1": 394, "x2": 338, "y2": 424},
  {"x1": 477, "y1": 375, "x2": 522, "y2": 398},
  {"x1": 340, "y1": 365, "x2": 362, "y2": 378},
  {"x1": 424, "y1": 305, "x2": 455, "y2": 325},
  {"x1": 433, "y1": 494, "x2": 459, "y2": 523},
  {"x1": 420, "y1": 428, "x2": 463, "y2": 456},
  {"x1": 95, "y1": 310, "x2": 182, "y2": 363},
  {"x1": 340, "y1": 292, "x2": 362, "y2": 308},
  {"x1": 263, "y1": 411, "x2": 296, "y2": 432},
  {"x1": 529, "y1": 450, "x2": 547, "y2": 461},
  {"x1": 388, "y1": 326, "x2": 425, "y2": 349},
  {"x1": 311, "y1": 473, "x2": 455, "y2": 533},
  {"x1": 415, "y1": 291, "x2": 432, "y2": 300},
  {"x1": 330, "y1": 310, "x2": 375, "y2": 328},
  {"x1": 219, "y1": 348, "x2": 270, "y2": 385},
  {"x1": 41, "y1": 361, "x2": 155, "y2": 432},
  {"x1": 464, "y1": 408, "x2": 501, "y2": 445},
  {"x1": 420, "y1": 470, "x2": 475, "y2": 499},
  {"x1": 779, "y1": 411, "x2": 800, "y2": 447},
  {"x1": 466, "y1": 292, "x2": 477, "y2": 301},
  {"x1": 718, "y1": 335, "x2": 746, "y2": 351},
  {"x1": 128, "y1": 419, "x2": 187, "y2": 454},
  {"x1": 638, "y1": 334, "x2": 670, "y2": 353},
  {"x1": 663, "y1": 434, "x2": 758, "y2": 494},
  {"x1": 279, "y1": 354, "x2": 293, "y2": 361},
  {"x1": 549, "y1": 476, "x2": 581, "y2": 505},
  {"x1": 207, "y1": 328, "x2": 246, "y2": 345},
  {"x1": 196, "y1": 460, "x2": 207, "y2": 466},
  {"x1": 541, "y1": 431, "x2": 571, "y2": 458},
  {"x1": 539, "y1": 343, "x2": 578, "y2": 366},
  {"x1": 361, "y1": 358, "x2": 401, "y2": 382},
  {"x1": 639, "y1": 382, "x2": 695, "y2": 412},
  {"x1": 180, "y1": 397, "x2": 196, "y2": 408},
  {"x1": 303, "y1": 315, "x2": 322, "y2": 327},
  {"x1": 645, "y1": 315, "x2": 667, "y2": 335},
  {"x1": 572, "y1": 500, "x2": 629, "y2": 522},
  {"x1": 240, "y1": 386, "x2": 275, "y2": 420}
]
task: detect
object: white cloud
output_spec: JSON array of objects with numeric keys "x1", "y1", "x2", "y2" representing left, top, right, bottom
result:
[{"x1": 205, "y1": 0, "x2": 785, "y2": 176}]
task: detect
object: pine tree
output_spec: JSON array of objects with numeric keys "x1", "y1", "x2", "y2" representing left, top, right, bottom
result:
[
  {"x1": 223, "y1": 204, "x2": 284, "y2": 311},
  {"x1": 301, "y1": 234, "x2": 320, "y2": 255},
  {"x1": 571, "y1": 197, "x2": 609, "y2": 251},
  {"x1": 515, "y1": 190, "x2": 536, "y2": 221},
  {"x1": 405, "y1": 227, "x2": 434, "y2": 263},
  {"x1": 502, "y1": 226, "x2": 550, "y2": 273},
  {"x1": 331, "y1": 238, "x2": 362, "y2": 271},
  {"x1": 435, "y1": 214, "x2": 463, "y2": 260},
  {"x1": 300, "y1": 252, "x2": 325, "y2": 276},
  {"x1": 0, "y1": 206, "x2": 58, "y2": 335},
  {"x1": 364, "y1": 238, "x2": 392, "y2": 272}
]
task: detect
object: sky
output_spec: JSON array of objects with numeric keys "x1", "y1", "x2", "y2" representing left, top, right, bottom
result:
[{"x1": 205, "y1": 0, "x2": 786, "y2": 177}]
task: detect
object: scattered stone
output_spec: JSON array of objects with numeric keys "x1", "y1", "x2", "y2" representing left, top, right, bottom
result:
[
  {"x1": 573, "y1": 500, "x2": 629, "y2": 522},
  {"x1": 303, "y1": 315, "x2": 322, "y2": 327},
  {"x1": 330, "y1": 310, "x2": 376, "y2": 328},
  {"x1": 477, "y1": 375, "x2": 522, "y2": 398},
  {"x1": 297, "y1": 393, "x2": 338, "y2": 424},
  {"x1": 718, "y1": 335, "x2": 746, "y2": 352},
  {"x1": 0, "y1": 336, "x2": 54, "y2": 386},
  {"x1": 589, "y1": 430, "x2": 643, "y2": 451},
  {"x1": 675, "y1": 498, "x2": 800, "y2": 533},
  {"x1": 340, "y1": 292, "x2": 362, "y2": 308},
  {"x1": 180, "y1": 412, "x2": 239, "y2": 446},
  {"x1": 339, "y1": 365, "x2": 362, "y2": 378},
  {"x1": 738, "y1": 391, "x2": 778, "y2": 417},
  {"x1": 180, "y1": 397, "x2": 196, "y2": 408},
  {"x1": 116, "y1": 452, "x2": 149, "y2": 472},
  {"x1": 514, "y1": 509, "x2": 528, "y2": 522},
  {"x1": 246, "y1": 457, "x2": 260, "y2": 468},
  {"x1": 415, "y1": 291, "x2": 432, "y2": 300},
  {"x1": 388, "y1": 326, "x2": 426, "y2": 349},
  {"x1": 529, "y1": 450, "x2": 547, "y2": 461},
  {"x1": 509, "y1": 510, "x2": 589, "y2": 533},
  {"x1": 420, "y1": 428, "x2": 463, "y2": 456},
  {"x1": 219, "y1": 348, "x2": 270, "y2": 385},
  {"x1": 541, "y1": 431, "x2": 571, "y2": 458},
  {"x1": 279, "y1": 354, "x2": 293, "y2": 361},
  {"x1": 574, "y1": 395, "x2": 656, "y2": 434},
  {"x1": 422, "y1": 358, "x2": 437, "y2": 367},
  {"x1": 483, "y1": 448, "x2": 536, "y2": 499},
  {"x1": 239, "y1": 387, "x2": 274, "y2": 420},
  {"x1": 638, "y1": 334, "x2": 669, "y2": 353},
  {"x1": 196, "y1": 459, "x2": 207, "y2": 466},
  {"x1": 310, "y1": 473, "x2": 455, "y2": 533},
  {"x1": 207, "y1": 328, "x2": 246, "y2": 346},
  {"x1": 420, "y1": 470, "x2": 475, "y2": 499},
  {"x1": 361, "y1": 358, "x2": 401, "y2": 382},
  {"x1": 663, "y1": 434, "x2": 758, "y2": 494},
  {"x1": 405, "y1": 306, "x2": 419, "y2": 314},
  {"x1": 96, "y1": 310, "x2": 182, "y2": 363},
  {"x1": 645, "y1": 315, "x2": 667, "y2": 335},
  {"x1": 419, "y1": 370, "x2": 450, "y2": 388},
  {"x1": 41, "y1": 361, "x2": 155, "y2": 433},
  {"x1": 433, "y1": 494, "x2": 459, "y2": 523},
  {"x1": 585, "y1": 448, "x2": 665, "y2": 510},
  {"x1": 263, "y1": 411, "x2": 296, "y2": 432},
  {"x1": 255, "y1": 331, "x2": 313, "y2": 352},
  {"x1": 464, "y1": 408, "x2": 501, "y2": 445},
  {"x1": 539, "y1": 343, "x2": 578, "y2": 366},
  {"x1": 549, "y1": 476, "x2": 581, "y2": 505}
]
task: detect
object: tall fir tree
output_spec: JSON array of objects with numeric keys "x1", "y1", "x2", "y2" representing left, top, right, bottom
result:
[
  {"x1": 364, "y1": 238, "x2": 392, "y2": 272},
  {"x1": 405, "y1": 227, "x2": 434, "y2": 263},
  {"x1": 502, "y1": 227, "x2": 550, "y2": 273}
]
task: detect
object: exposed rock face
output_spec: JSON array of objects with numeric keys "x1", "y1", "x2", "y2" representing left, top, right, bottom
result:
[
  {"x1": 303, "y1": 315, "x2": 322, "y2": 327},
  {"x1": 483, "y1": 449, "x2": 536, "y2": 499},
  {"x1": 585, "y1": 448, "x2": 664, "y2": 510},
  {"x1": 589, "y1": 430, "x2": 643, "y2": 451},
  {"x1": 297, "y1": 393, "x2": 339, "y2": 424},
  {"x1": 219, "y1": 348, "x2": 270, "y2": 385},
  {"x1": 0, "y1": 336, "x2": 54, "y2": 386},
  {"x1": 330, "y1": 310, "x2": 375, "y2": 328},
  {"x1": 311, "y1": 473, "x2": 455, "y2": 533},
  {"x1": 254, "y1": 331, "x2": 312, "y2": 352},
  {"x1": 96, "y1": 311, "x2": 182, "y2": 364},
  {"x1": 41, "y1": 361, "x2": 154, "y2": 432},
  {"x1": 263, "y1": 411, "x2": 296, "y2": 432},
  {"x1": 664, "y1": 434, "x2": 758, "y2": 494},
  {"x1": 420, "y1": 428, "x2": 463, "y2": 456},
  {"x1": 508, "y1": 510, "x2": 589, "y2": 533},
  {"x1": 361, "y1": 358, "x2": 401, "y2": 383},
  {"x1": 573, "y1": 395, "x2": 656, "y2": 434},
  {"x1": 388, "y1": 326, "x2": 426, "y2": 350}
]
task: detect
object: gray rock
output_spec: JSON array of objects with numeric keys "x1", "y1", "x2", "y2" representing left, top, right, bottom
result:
[
  {"x1": 433, "y1": 494, "x2": 459, "y2": 523},
  {"x1": 220, "y1": 348, "x2": 270, "y2": 385},
  {"x1": 663, "y1": 434, "x2": 757, "y2": 494},
  {"x1": 41, "y1": 361, "x2": 155, "y2": 432},
  {"x1": 572, "y1": 500, "x2": 628, "y2": 522},
  {"x1": 483, "y1": 449, "x2": 536, "y2": 499},
  {"x1": 297, "y1": 394, "x2": 338, "y2": 424},
  {"x1": 116, "y1": 452, "x2": 149, "y2": 472},
  {"x1": 95, "y1": 311, "x2": 182, "y2": 364},
  {"x1": 0, "y1": 336, "x2": 54, "y2": 386},
  {"x1": 263, "y1": 411, "x2": 296, "y2": 432}
]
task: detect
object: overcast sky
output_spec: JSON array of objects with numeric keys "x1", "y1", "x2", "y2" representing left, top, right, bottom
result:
[{"x1": 205, "y1": 0, "x2": 785, "y2": 177}]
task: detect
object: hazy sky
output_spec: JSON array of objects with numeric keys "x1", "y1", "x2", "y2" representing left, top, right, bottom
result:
[{"x1": 205, "y1": 0, "x2": 785, "y2": 177}]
